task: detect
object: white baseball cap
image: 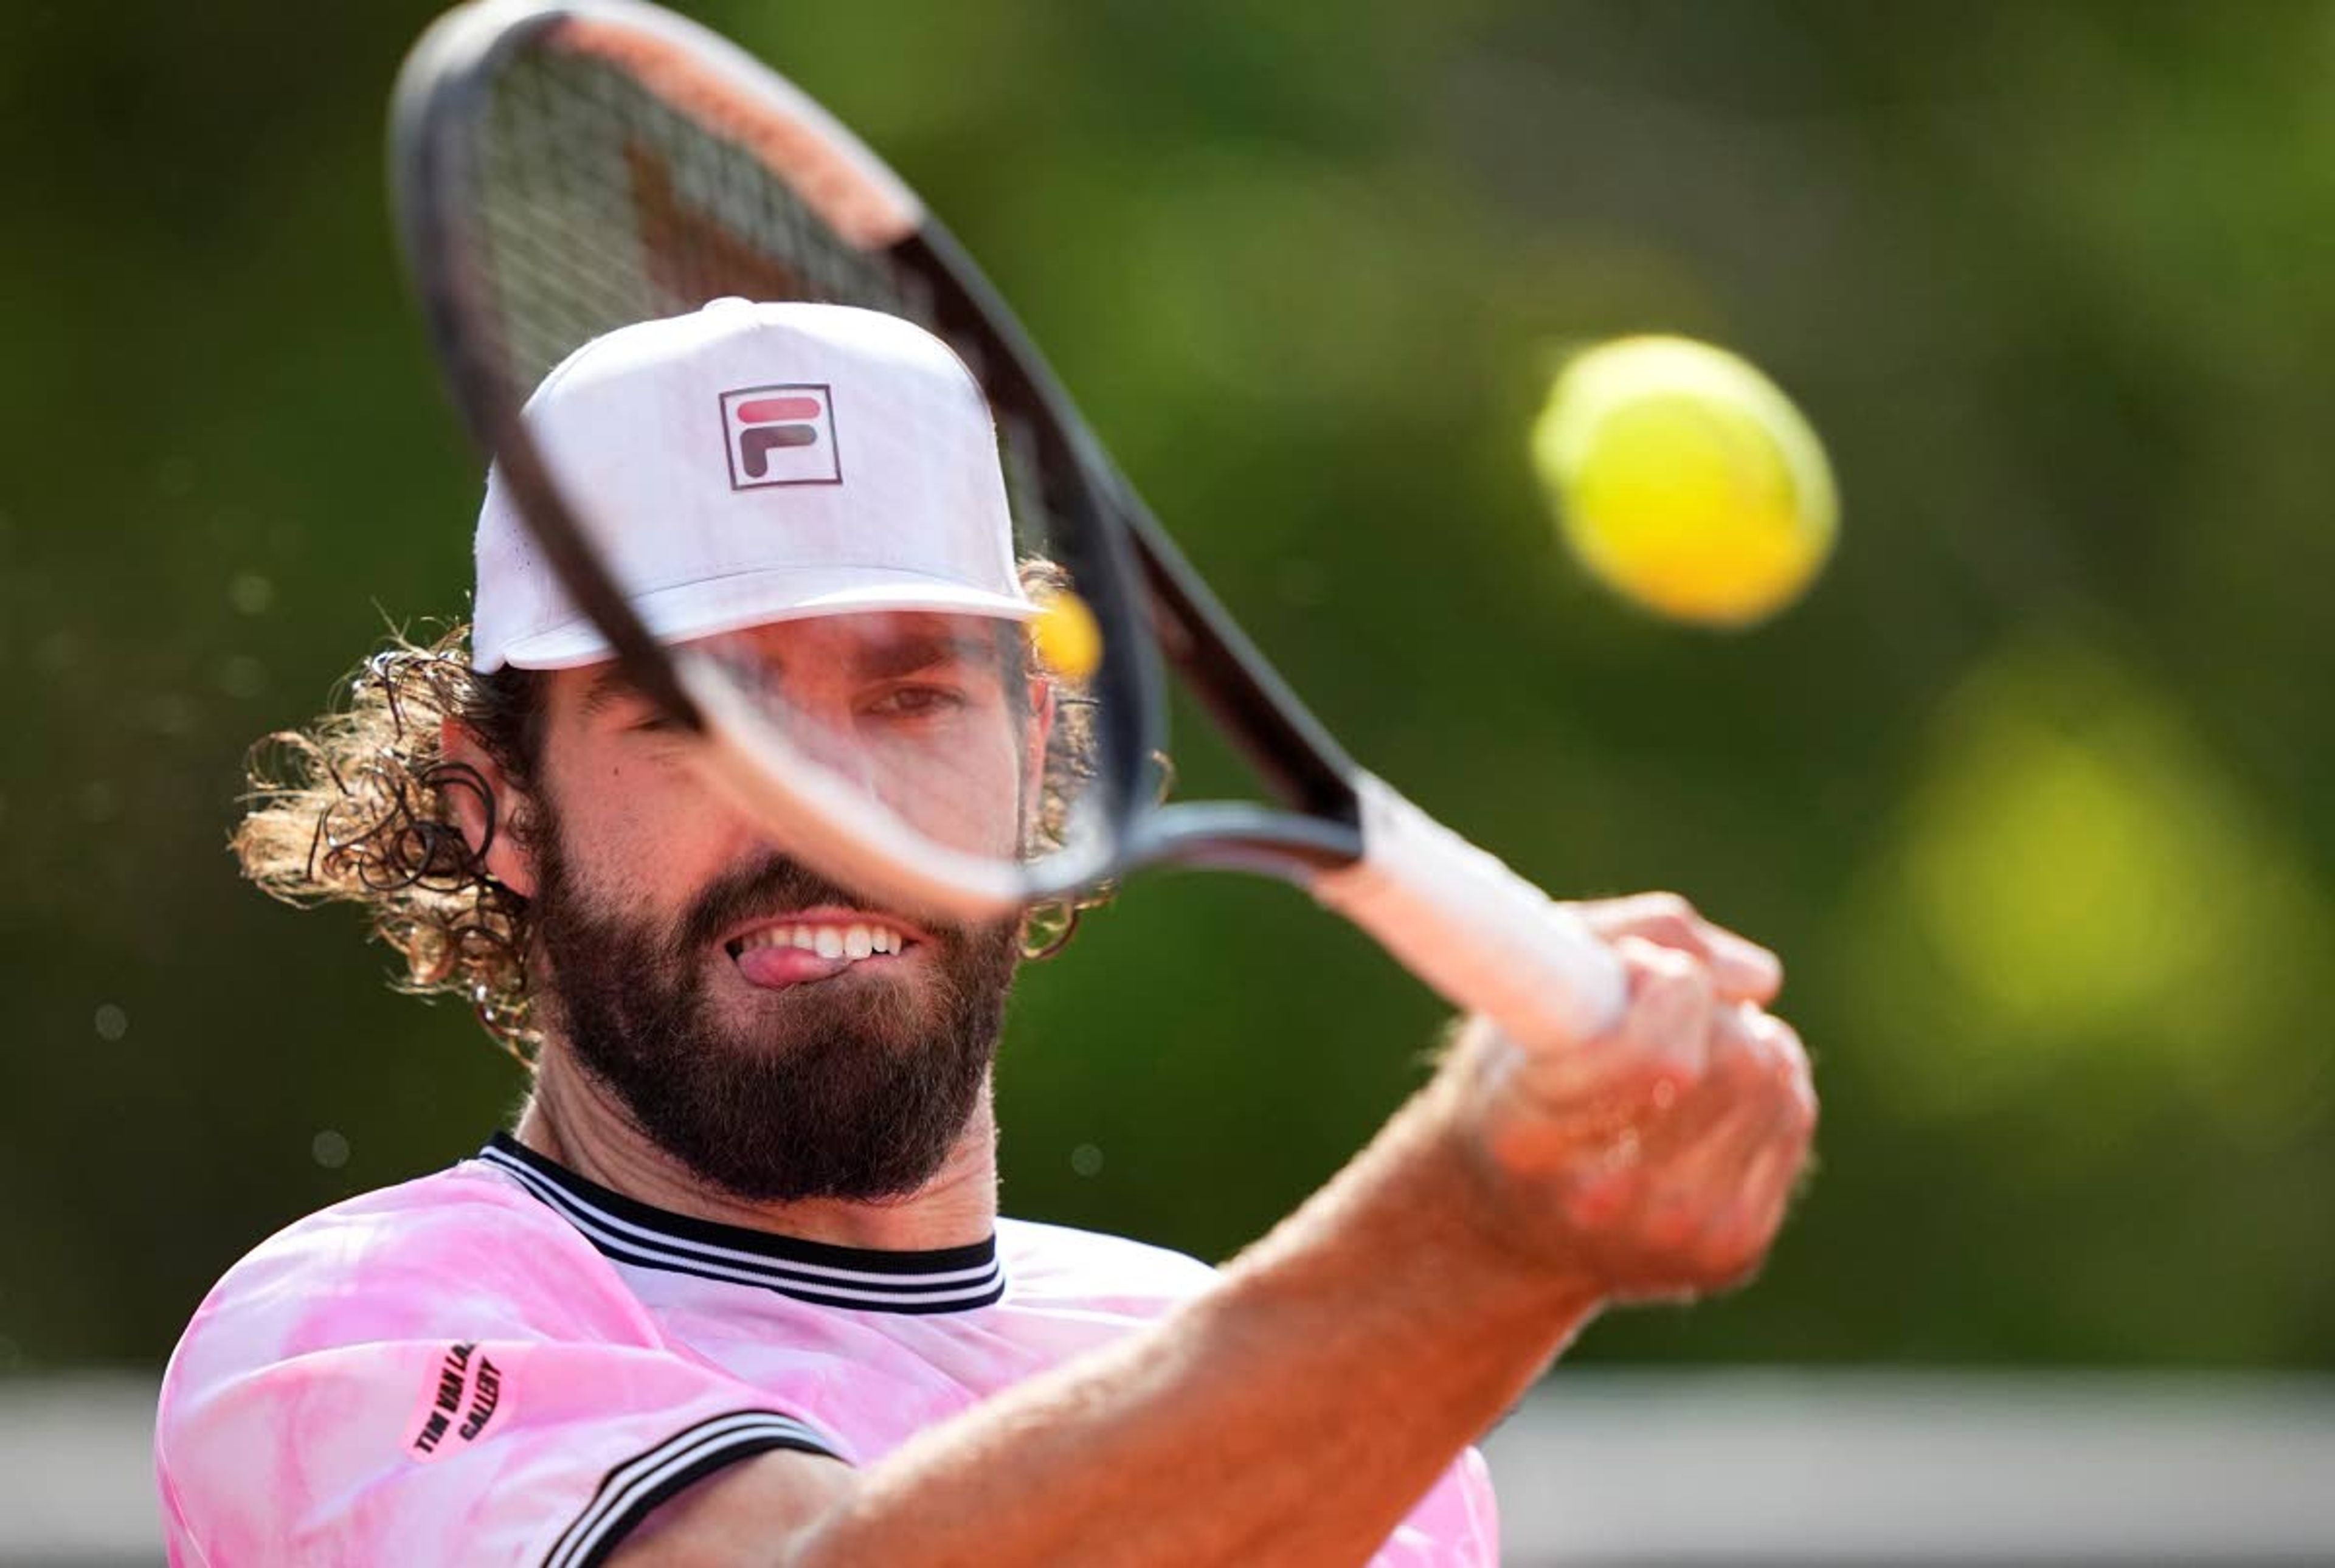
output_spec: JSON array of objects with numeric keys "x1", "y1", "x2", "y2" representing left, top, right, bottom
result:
[{"x1": 472, "y1": 299, "x2": 1029, "y2": 672}]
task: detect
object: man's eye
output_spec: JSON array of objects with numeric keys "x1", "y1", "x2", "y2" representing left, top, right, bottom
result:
[
  {"x1": 626, "y1": 711, "x2": 680, "y2": 734},
  {"x1": 867, "y1": 684, "x2": 967, "y2": 718}
]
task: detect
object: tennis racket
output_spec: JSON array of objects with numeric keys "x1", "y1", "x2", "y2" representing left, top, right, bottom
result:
[{"x1": 390, "y1": 0, "x2": 1624, "y2": 1048}]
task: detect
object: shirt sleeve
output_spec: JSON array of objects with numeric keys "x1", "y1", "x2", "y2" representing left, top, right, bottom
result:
[
  {"x1": 1372, "y1": 1445, "x2": 1501, "y2": 1566},
  {"x1": 157, "y1": 1175, "x2": 846, "y2": 1567}
]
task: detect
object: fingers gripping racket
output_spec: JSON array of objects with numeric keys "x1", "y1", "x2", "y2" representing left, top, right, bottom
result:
[{"x1": 390, "y1": 0, "x2": 1624, "y2": 1048}]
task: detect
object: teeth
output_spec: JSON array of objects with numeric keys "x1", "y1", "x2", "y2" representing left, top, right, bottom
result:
[{"x1": 736, "y1": 921, "x2": 908, "y2": 959}]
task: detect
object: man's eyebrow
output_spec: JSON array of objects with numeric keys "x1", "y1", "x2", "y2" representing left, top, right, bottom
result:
[
  {"x1": 578, "y1": 666, "x2": 646, "y2": 719},
  {"x1": 855, "y1": 629, "x2": 1003, "y2": 681},
  {"x1": 577, "y1": 629, "x2": 1009, "y2": 714}
]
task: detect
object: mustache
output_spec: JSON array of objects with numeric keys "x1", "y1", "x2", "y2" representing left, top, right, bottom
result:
[{"x1": 677, "y1": 852, "x2": 929, "y2": 955}]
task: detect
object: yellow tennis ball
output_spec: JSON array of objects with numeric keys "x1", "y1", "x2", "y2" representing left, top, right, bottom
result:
[
  {"x1": 1030, "y1": 587, "x2": 1102, "y2": 681},
  {"x1": 1531, "y1": 335, "x2": 1837, "y2": 628}
]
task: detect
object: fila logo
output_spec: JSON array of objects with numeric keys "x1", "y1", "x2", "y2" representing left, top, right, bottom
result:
[{"x1": 720, "y1": 383, "x2": 843, "y2": 489}]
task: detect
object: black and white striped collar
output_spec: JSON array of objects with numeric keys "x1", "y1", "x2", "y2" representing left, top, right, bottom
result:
[{"x1": 476, "y1": 1133, "x2": 1006, "y2": 1314}]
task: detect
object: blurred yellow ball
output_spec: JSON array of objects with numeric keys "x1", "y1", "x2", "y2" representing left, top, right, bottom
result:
[
  {"x1": 1031, "y1": 587, "x2": 1102, "y2": 681},
  {"x1": 1531, "y1": 335, "x2": 1837, "y2": 628}
]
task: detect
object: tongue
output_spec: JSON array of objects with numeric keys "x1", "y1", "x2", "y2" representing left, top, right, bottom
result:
[{"x1": 735, "y1": 945, "x2": 851, "y2": 989}]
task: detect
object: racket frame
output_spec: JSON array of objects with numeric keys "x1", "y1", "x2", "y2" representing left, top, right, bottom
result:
[{"x1": 391, "y1": 0, "x2": 1368, "y2": 920}]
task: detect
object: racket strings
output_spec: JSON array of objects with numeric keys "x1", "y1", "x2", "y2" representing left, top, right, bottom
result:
[
  {"x1": 472, "y1": 48, "x2": 911, "y2": 391},
  {"x1": 444, "y1": 32, "x2": 1125, "y2": 880},
  {"x1": 463, "y1": 38, "x2": 1084, "y2": 576}
]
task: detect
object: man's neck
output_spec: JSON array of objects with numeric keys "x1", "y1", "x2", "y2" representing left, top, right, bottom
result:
[{"x1": 513, "y1": 1045, "x2": 1001, "y2": 1252}]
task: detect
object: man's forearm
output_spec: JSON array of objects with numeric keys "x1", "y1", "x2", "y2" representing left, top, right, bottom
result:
[
  {"x1": 778, "y1": 1064, "x2": 1594, "y2": 1567},
  {"x1": 621, "y1": 908, "x2": 1815, "y2": 1568}
]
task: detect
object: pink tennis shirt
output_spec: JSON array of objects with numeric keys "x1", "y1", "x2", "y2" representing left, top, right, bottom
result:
[{"x1": 157, "y1": 1135, "x2": 1500, "y2": 1563}]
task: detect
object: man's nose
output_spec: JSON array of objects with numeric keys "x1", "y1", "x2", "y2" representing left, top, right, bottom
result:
[{"x1": 786, "y1": 709, "x2": 885, "y2": 796}]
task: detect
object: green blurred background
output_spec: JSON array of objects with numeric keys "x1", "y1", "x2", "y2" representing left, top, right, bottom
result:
[{"x1": 5, "y1": 0, "x2": 2331, "y2": 1380}]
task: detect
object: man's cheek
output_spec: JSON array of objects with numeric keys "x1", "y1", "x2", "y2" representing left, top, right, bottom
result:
[{"x1": 572, "y1": 782, "x2": 713, "y2": 899}]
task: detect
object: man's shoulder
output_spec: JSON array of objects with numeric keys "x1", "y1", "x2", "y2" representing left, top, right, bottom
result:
[
  {"x1": 995, "y1": 1215, "x2": 1220, "y2": 1308},
  {"x1": 167, "y1": 1152, "x2": 632, "y2": 1370},
  {"x1": 212, "y1": 1152, "x2": 581, "y2": 1285}
]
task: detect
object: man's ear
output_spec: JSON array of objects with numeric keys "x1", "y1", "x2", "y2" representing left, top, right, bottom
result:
[
  {"x1": 439, "y1": 717, "x2": 541, "y2": 900},
  {"x1": 1023, "y1": 673, "x2": 1057, "y2": 801}
]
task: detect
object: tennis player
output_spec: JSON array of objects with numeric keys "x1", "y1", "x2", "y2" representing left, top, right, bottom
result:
[{"x1": 157, "y1": 301, "x2": 1814, "y2": 1565}]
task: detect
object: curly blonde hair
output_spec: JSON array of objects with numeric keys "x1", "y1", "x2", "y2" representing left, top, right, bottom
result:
[{"x1": 235, "y1": 576, "x2": 1099, "y2": 1062}]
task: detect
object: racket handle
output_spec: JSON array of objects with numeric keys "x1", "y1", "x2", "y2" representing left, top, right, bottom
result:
[{"x1": 1312, "y1": 775, "x2": 1628, "y2": 1047}]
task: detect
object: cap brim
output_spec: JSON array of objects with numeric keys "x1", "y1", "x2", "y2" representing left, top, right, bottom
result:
[{"x1": 484, "y1": 564, "x2": 1035, "y2": 672}]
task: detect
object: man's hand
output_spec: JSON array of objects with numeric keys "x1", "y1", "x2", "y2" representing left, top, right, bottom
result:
[{"x1": 1448, "y1": 893, "x2": 1817, "y2": 1304}]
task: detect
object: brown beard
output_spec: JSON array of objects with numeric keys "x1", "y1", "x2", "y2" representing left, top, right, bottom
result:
[{"x1": 527, "y1": 813, "x2": 1021, "y2": 1204}]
